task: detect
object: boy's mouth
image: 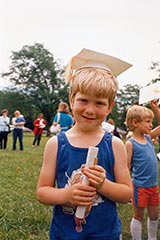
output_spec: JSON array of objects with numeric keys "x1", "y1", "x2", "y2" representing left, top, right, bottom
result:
[{"x1": 83, "y1": 115, "x2": 95, "y2": 120}]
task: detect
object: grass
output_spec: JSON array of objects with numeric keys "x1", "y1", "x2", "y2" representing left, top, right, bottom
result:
[
  {"x1": 0, "y1": 133, "x2": 51, "y2": 240},
  {"x1": 0, "y1": 133, "x2": 160, "y2": 239}
]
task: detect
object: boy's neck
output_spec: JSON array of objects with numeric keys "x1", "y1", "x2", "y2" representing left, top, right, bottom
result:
[
  {"x1": 66, "y1": 125, "x2": 104, "y2": 148},
  {"x1": 132, "y1": 131, "x2": 147, "y2": 143}
]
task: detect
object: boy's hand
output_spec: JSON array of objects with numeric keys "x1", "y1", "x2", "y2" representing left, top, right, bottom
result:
[
  {"x1": 65, "y1": 183, "x2": 96, "y2": 206},
  {"x1": 82, "y1": 165, "x2": 106, "y2": 190},
  {"x1": 149, "y1": 99, "x2": 159, "y2": 110}
]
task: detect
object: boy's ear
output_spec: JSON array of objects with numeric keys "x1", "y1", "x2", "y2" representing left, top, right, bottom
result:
[
  {"x1": 108, "y1": 101, "x2": 115, "y2": 114},
  {"x1": 132, "y1": 118, "x2": 138, "y2": 127},
  {"x1": 69, "y1": 94, "x2": 74, "y2": 109}
]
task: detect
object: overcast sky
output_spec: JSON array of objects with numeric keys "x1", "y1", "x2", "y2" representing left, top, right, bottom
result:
[{"x1": 1, "y1": 0, "x2": 160, "y2": 88}]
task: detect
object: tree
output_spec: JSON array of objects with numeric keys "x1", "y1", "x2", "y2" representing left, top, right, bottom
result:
[
  {"x1": 0, "y1": 89, "x2": 36, "y2": 129},
  {"x1": 149, "y1": 61, "x2": 160, "y2": 83},
  {"x1": 109, "y1": 84, "x2": 140, "y2": 130},
  {"x1": 2, "y1": 43, "x2": 69, "y2": 131}
]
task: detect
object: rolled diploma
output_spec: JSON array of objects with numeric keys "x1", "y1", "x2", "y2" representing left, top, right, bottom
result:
[{"x1": 75, "y1": 146, "x2": 99, "y2": 219}]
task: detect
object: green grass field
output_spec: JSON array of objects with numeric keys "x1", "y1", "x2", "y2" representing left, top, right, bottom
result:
[{"x1": 0, "y1": 133, "x2": 160, "y2": 239}]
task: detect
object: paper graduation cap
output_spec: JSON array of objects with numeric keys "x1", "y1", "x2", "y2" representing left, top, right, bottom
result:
[
  {"x1": 139, "y1": 81, "x2": 160, "y2": 104},
  {"x1": 65, "y1": 48, "x2": 132, "y2": 82}
]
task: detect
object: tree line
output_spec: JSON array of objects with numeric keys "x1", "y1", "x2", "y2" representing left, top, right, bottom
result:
[{"x1": 1, "y1": 43, "x2": 159, "y2": 131}]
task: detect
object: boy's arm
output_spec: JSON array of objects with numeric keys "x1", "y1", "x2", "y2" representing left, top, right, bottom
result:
[
  {"x1": 37, "y1": 136, "x2": 96, "y2": 206},
  {"x1": 150, "y1": 100, "x2": 160, "y2": 138},
  {"x1": 125, "y1": 140, "x2": 133, "y2": 170},
  {"x1": 85, "y1": 137, "x2": 133, "y2": 204},
  {"x1": 150, "y1": 100, "x2": 160, "y2": 124},
  {"x1": 36, "y1": 136, "x2": 68, "y2": 205}
]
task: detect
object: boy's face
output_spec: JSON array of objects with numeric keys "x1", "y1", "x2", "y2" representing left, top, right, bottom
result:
[
  {"x1": 135, "y1": 117, "x2": 153, "y2": 134},
  {"x1": 70, "y1": 92, "x2": 112, "y2": 131}
]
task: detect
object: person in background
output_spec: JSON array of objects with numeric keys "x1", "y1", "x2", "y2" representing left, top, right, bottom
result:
[
  {"x1": 151, "y1": 99, "x2": 160, "y2": 154},
  {"x1": 52, "y1": 101, "x2": 74, "y2": 132},
  {"x1": 107, "y1": 118, "x2": 121, "y2": 138},
  {"x1": 0, "y1": 109, "x2": 10, "y2": 149},
  {"x1": 37, "y1": 48, "x2": 132, "y2": 240},
  {"x1": 101, "y1": 117, "x2": 115, "y2": 133},
  {"x1": 125, "y1": 101, "x2": 160, "y2": 240},
  {"x1": 12, "y1": 110, "x2": 25, "y2": 151},
  {"x1": 32, "y1": 113, "x2": 46, "y2": 147}
]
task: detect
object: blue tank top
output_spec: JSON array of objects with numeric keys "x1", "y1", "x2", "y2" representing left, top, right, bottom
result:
[
  {"x1": 129, "y1": 135, "x2": 158, "y2": 187},
  {"x1": 50, "y1": 131, "x2": 121, "y2": 240},
  {"x1": 53, "y1": 112, "x2": 74, "y2": 132}
]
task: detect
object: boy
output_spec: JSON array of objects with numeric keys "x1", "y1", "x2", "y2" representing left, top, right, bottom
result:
[
  {"x1": 37, "y1": 48, "x2": 133, "y2": 240},
  {"x1": 125, "y1": 102, "x2": 160, "y2": 240}
]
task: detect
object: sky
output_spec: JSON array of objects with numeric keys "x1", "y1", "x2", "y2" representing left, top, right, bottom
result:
[{"x1": 1, "y1": 0, "x2": 160, "y2": 89}]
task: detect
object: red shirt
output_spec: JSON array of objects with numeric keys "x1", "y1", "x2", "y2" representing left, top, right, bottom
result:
[{"x1": 33, "y1": 118, "x2": 46, "y2": 135}]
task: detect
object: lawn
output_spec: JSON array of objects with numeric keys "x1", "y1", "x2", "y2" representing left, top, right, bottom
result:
[{"x1": 0, "y1": 133, "x2": 160, "y2": 239}]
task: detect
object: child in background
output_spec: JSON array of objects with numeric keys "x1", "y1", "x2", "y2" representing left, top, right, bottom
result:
[
  {"x1": 125, "y1": 101, "x2": 160, "y2": 240},
  {"x1": 37, "y1": 48, "x2": 133, "y2": 240}
]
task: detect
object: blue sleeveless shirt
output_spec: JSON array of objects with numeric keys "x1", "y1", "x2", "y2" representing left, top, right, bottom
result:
[
  {"x1": 129, "y1": 135, "x2": 158, "y2": 187},
  {"x1": 50, "y1": 131, "x2": 121, "y2": 240}
]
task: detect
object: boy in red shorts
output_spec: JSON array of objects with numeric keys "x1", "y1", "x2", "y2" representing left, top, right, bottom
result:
[{"x1": 125, "y1": 101, "x2": 160, "y2": 240}]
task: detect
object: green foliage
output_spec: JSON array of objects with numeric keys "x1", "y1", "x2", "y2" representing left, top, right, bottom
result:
[
  {"x1": 149, "y1": 61, "x2": 160, "y2": 82},
  {"x1": 2, "y1": 43, "x2": 69, "y2": 128},
  {"x1": 0, "y1": 89, "x2": 35, "y2": 119},
  {"x1": 0, "y1": 134, "x2": 160, "y2": 239},
  {"x1": 109, "y1": 84, "x2": 140, "y2": 130}
]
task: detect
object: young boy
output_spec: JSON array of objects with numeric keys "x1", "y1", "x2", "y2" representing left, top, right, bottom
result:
[
  {"x1": 125, "y1": 101, "x2": 160, "y2": 240},
  {"x1": 37, "y1": 48, "x2": 133, "y2": 240}
]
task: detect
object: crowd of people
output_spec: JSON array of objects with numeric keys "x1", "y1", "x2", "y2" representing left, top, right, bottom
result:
[
  {"x1": 0, "y1": 102, "x2": 74, "y2": 150},
  {"x1": 0, "y1": 48, "x2": 160, "y2": 240}
]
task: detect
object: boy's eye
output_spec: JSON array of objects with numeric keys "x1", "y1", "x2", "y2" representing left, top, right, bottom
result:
[
  {"x1": 96, "y1": 101, "x2": 106, "y2": 106},
  {"x1": 96, "y1": 102, "x2": 103, "y2": 105},
  {"x1": 79, "y1": 99, "x2": 87, "y2": 103}
]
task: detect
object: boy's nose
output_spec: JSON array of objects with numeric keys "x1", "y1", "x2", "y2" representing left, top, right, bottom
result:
[{"x1": 85, "y1": 103, "x2": 95, "y2": 114}]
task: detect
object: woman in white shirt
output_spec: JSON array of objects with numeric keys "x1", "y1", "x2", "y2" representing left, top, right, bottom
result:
[{"x1": 0, "y1": 109, "x2": 10, "y2": 149}]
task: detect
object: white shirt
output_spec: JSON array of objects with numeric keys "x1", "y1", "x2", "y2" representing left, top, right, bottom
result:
[
  {"x1": 101, "y1": 121, "x2": 114, "y2": 132},
  {"x1": 0, "y1": 116, "x2": 10, "y2": 132}
]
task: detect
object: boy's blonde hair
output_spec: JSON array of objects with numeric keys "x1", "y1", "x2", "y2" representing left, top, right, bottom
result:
[
  {"x1": 126, "y1": 105, "x2": 154, "y2": 131},
  {"x1": 69, "y1": 67, "x2": 118, "y2": 107}
]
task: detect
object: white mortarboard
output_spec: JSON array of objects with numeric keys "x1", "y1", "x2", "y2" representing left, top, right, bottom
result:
[
  {"x1": 139, "y1": 81, "x2": 160, "y2": 104},
  {"x1": 65, "y1": 48, "x2": 132, "y2": 82}
]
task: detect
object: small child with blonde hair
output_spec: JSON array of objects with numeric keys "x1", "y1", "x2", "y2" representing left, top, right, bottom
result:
[
  {"x1": 37, "y1": 48, "x2": 133, "y2": 240},
  {"x1": 125, "y1": 101, "x2": 160, "y2": 240}
]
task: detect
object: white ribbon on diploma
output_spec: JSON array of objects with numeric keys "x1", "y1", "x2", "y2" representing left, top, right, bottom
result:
[{"x1": 139, "y1": 81, "x2": 160, "y2": 104}]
